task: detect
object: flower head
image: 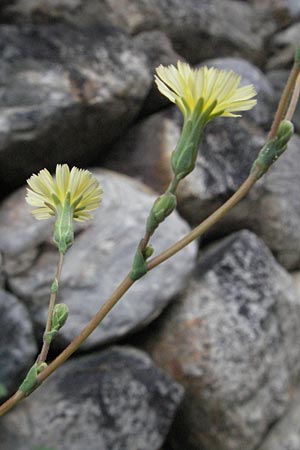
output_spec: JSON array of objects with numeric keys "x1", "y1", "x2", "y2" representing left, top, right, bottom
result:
[
  {"x1": 26, "y1": 164, "x2": 103, "y2": 222},
  {"x1": 155, "y1": 61, "x2": 257, "y2": 121}
]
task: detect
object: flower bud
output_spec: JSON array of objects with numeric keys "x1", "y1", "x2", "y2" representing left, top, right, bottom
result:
[
  {"x1": 251, "y1": 120, "x2": 294, "y2": 179},
  {"x1": 51, "y1": 303, "x2": 69, "y2": 332},
  {"x1": 146, "y1": 192, "x2": 177, "y2": 234}
]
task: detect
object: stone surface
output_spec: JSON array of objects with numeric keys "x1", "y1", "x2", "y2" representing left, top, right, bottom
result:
[
  {"x1": 257, "y1": 389, "x2": 300, "y2": 450},
  {"x1": 0, "y1": 169, "x2": 196, "y2": 350},
  {"x1": 105, "y1": 110, "x2": 176, "y2": 194},
  {"x1": 133, "y1": 30, "x2": 183, "y2": 115},
  {"x1": 267, "y1": 22, "x2": 300, "y2": 70},
  {"x1": 142, "y1": 230, "x2": 300, "y2": 450},
  {"x1": 0, "y1": 289, "x2": 37, "y2": 397},
  {"x1": 0, "y1": 346, "x2": 184, "y2": 450},
  {"x1": 2, "y1": 0, "x2": 275, "y2": 65},
  {"x1": 0, "y1": 23, "x2": 151, "y2": 195}
]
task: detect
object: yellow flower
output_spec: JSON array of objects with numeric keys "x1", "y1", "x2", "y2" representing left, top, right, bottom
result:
[
  {"x1": 26, "y1": 164, "x2": 103, "y2": 222},
  {"x1": 155, "y1": 61, "x2": 257, "y2": 120}
]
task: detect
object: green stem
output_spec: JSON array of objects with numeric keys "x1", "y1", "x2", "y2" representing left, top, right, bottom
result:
[{"x1": 37, "y1": 252, "x2": 64, "y2": 364}]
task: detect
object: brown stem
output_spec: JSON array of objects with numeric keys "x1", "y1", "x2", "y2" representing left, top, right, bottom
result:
[
  {"x1": 148, "y1": 168, "x2": 259, "y2": 270},
  {"x1": 285, "y1": 73, "x2": 300, "y2": 121},
  {"x1": 268, "y1": 62, "x2": 300, "y2": 139},
  {"x1": 0, "y1": 391, "x2": 24, "y2": 417},
  {"x1": 38, "y1": 252, "x2": 64, "y2": 364}
]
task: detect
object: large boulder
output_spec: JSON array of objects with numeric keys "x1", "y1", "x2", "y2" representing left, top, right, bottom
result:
[
  {"x1": 0, "y1": 346, "x2": 184, "y2": 450},
  {"x1": 0, "y1": 169, "x2": 196, "y2": 350},
  {"x1": 0, "y1": 23, "x2": 151, "y2": 195},
  {"x1": 142, "y1": 230, "x2": 300, "y2": 450}
]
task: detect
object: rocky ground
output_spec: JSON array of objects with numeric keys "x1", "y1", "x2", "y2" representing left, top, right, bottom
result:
[{"x1": 0, "y1": 1, "x2": 300, "y2": 449}]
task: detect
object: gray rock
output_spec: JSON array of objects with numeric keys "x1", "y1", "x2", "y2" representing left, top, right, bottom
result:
[
  {"x1": 0, "y1": 23, "x2": 151, "y2": 195},
  {"x1": 257, "y1": 389, "x2": 300, "y2": 450},
  {"x1": 143, "y1": 230, "x2": 300, "y2": 450},
  {"x1": 267, "y1": 22, "x2": 300, "y2": 70},
  {"x1": 105, "y1": 110, "x2": 176, "y2": 194},
  {"x1": 156, "y1": 0, "x2": 275, "y2": 65},
  {"x1": 133, "y1": 30, "x2": 183, "y2": 115},
  {"x1": 3, "y1": 0, "x2": 276, "y2": 65},
  {"x1": 0, "y1": 289, "x2": 37, "y2": 397},
  {"x1": 0, "y1": 346, "x2": 184, "y2": 450},
  {"x1": 1, "y1": 169, "x2": 196, "y2": 350},
  {"x1": 285, "y1": 0, "x2": 300, "y2": 19}
]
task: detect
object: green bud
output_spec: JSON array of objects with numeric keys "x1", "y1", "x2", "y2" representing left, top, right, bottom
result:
[
  {"x1": 44, "y1": 303, "x2": 69, "y2": 345},
  {"x1": 53, "y1": 192, "x2": 74, "y2": 254},
  {"x1": 144, "y1": 245, "x2": 154, "y2": 259},
  {"x1": 37, "y1": 362, "x2": 47, "y2": 374},
  {"x1": 129, "y1": 247, "x2": 148, "y2": 281},
  {"x1": 146, "y1": 192, "x2": 177, "y2": 234},
  {"x1": 251, "y1": 120, "x2": 294, "y2": 179},
  {"x1": 51, "y1": 303, "x2": 69, "y2": 332},
  {"x1": 19, "y1": 363, "x2": 39, "y2": 396},
  {"x1": 51, "y1": 278, "x2": 59, "y2": 293}
]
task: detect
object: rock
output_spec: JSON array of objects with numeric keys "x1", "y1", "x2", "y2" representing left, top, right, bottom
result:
[
  {"x1": 0, "y1": 289, "x2": 37, "y2": 397},
  {"x1": 104, "y1": 110, "x2": 176, "y2": 194},
  {"x1": 156, "y1": 0, "x2": 275, "y2": 65},
  {"x1": 1, "y1": 169, "x2": 196, "y2": 350},
  {"x1": 0, "y1": 253, "x2": 4, "y2": 288},
  {"x1": 257, "y1": 389, "x2": 300, "y2": 450},
  {"x1": 0, "y1": 346, "x2": 184, "y2": 450},
  {"x1": 267, "y1": 22, "x2": 300, "y2": 70},
  {"x1": 246, "y1": 0, "x2": 300, "y2": 25},
  {"x1": 2, "y1": 0, "x2": 276, "y2": 65},
  {"x1": 142, "y1": 230, "x2": 300, "y2": 450},
  {"x1": 0, "y1": 23, "x2": 151, "y2": 196},
  {"x1": 285, "y1": 0, "x2": 300, "y2": 19},
  {"x1": 133, "y1": 30, "x2": 183, "y2": 115}
]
